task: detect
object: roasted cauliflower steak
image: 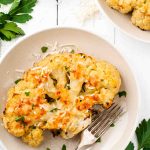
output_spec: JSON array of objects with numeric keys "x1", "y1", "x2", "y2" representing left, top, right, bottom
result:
[{"x1": 2, "y1": 53, "x2": 121, "y2": 147}]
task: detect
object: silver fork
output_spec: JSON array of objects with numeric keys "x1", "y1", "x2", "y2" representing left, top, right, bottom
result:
[{"x1": 76, "y1": 104, "x2": 123, "y2": 150}]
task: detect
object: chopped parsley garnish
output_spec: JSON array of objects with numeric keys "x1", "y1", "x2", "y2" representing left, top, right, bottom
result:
[
  {"x1": 110, "y1": 123, "x2": 115, "y2": 127},
  {"x1": 25, "y1": 91, "x2": 30, "y2": 96},
  {"x1": 49, "y1": 74, "x2": 57, "y2": 86},
  {"x1": 70, "y1": 49, "x2": 75, "y2": 54},
  {"x1": 45, "y1": 94, "x2": 56, "y2": 103},
  {"x1": 30, "y1": 125, "x2": 36, "y2": 129},
  {"x1": 14, "y1": 78, "x2": 22, "y2": 84},
  {"x1": 118, "y1": 91, "x2": 127, "y2": 97},
  {"x1": 50, "y1": 108, "x2": 60, "y2": 112},
  {"x1": 65, "y1": 84, "x2": 70, "y2": 90},
  {"x1": 32, "y1": 104, "x2": 35, "y2": 110},
  {"x1": 62, "y1": 144, "x2": 66, "y2": 150},
  {"x1": 81, "y1": 82, "x2": 86, "y2": 92},
  {"x1": 15, "y1": 116, "x2": 25, "y2": 122},
  {"x1": 65, "y1": 66, "x2": 69, "y2": 71},
  {"x1": 52, "y1": 78, "x2": 57, "y2": 86},
  {"x1": 41, "y1": 46, "x2": 48, "y2": 53},
  {"x1": 96, "y1": 137, "x2": 101, "y2": 143}
]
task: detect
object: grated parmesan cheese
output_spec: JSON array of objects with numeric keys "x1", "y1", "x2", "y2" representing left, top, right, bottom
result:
[
  {"x1": 15, "y1": 69, "x2": 24, "y2": 73},
  {"x1": 75, "y1": 0, "x2": 100, "y2": 23}
]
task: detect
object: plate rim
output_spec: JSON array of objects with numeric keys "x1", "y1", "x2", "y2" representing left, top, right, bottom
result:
[
  {"x1": 0, "y1": 27, "x2": 141, "y2": 150},
  {"x1": 96, "y1": 0, "x2": 150, "y2": 43}
]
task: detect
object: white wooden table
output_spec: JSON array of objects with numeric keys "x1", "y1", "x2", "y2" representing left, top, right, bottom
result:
[{"x1": 0, "y1": 0, "x2": 150, "y2": 148}]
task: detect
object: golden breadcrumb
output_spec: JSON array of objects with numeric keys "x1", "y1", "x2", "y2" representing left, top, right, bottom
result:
[
  {"x1": 131, "y1": 0, "x2": 150, "y2": 30},
  {"x1": 106, "y1": 0, "x2": 136, "y2": 13}
]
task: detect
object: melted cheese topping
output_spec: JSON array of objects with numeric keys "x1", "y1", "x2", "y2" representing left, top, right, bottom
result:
[{"x1": 2, "y1": 53, "x2": 121, "y2": 147}]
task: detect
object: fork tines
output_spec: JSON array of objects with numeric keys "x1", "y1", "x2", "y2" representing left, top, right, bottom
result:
[{"x1": 88, "y1": 104, "x2": 123, "y2": 138}]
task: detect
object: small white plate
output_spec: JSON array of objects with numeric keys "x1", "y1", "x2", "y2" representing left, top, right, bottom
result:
[
  {"x1": 0, "y1": 28, "x2": 140, "y2": 150},
  {"x1": 96, "y1": 0, "x2": 150, "y2": 43}
]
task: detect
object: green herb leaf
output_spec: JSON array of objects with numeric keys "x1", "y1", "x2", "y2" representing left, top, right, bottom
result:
[
  {"x1": 3, "y1": 22, "x2": 24, "y2": 34},
  {"x1": 15, "y1": 116, "x2": 25, "y2": 122},
  {"x1": 0, "y1": 0, "x2": 14, "y2": 4},
  {"x1": 65, "y1": 84, "x2": 70, "y2": 90},
  {"x1": 0, "y1": 13, "x2": 10, "y2": 24},
  {"x1": 110, "y1": 123, "x2": 115, "y2": 127},
  {"x1": 62, "y1": 144, "x2": 66, "y2": 150},
  {"x1": 14, "y1": 78, "x2": 22, "y2": 84},
  {"x1": 25, "y1": 91, "x2": 30, "y2": 96},
  {"x1": 0, "y1": 22, "x2": 24, "y2": 40},
  {"x1": 30, "y1": 125, "x2": 36, "y2": 129},
  {"x1": 81, "y1": 82, "x2": 86, "y2": 92},
  {"x1": 96, "y1": 137, "x2": 101, "y2": 143},
  {"x1": 118, "y1": 91, "x2": 127, "y2": 97},
  {"x1": 12, "y1": 14, "x2": 32, "y2": 23},
  {"x1": 46, "y1": 148, "x2": 50, "y2": 150},
  {"x1": 9, "y1": 0, "x2": 21, "y2": 12},
  {"x1": 70, "y1": 50, "x2": 75, "y2": 54},
  {"x1": 64, "y1": 66, "x2": 69, "y2": 71},
  {"x1": 52, "y1": 78, "x2": 57, "y2": 86},
  {"x1": 136, "y1": 119, "x2": 150, "y2": 149},
  {"x1": 9, "y1": 0, "x2": 37, "y2": 15},
  {"x1": 0, "y1": 29, "x2": 16, "y2": 40},
  {"x1": 32, "y1": 104, "x2": 35, "y2": 110},
  {"x1": 50, "y1": 108, "x2": 60, "y2": 112},
  {"x1": 0, "y1": 0, "x2": 37, "y2": 41},
  {"x1": 125, "y1": 142, "x2": 134, "y2": 150},
  {"x1": 41, "y1": 46, "x2": 48, "y2": 53}
]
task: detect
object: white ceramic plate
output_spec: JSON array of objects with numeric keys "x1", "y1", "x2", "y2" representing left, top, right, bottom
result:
[
  {"x1": 0, "y1": 28, "x2": 140, "y2": 150},
  {"x1": 96, "y1": 0, "x2": 150, "y2": 43}
]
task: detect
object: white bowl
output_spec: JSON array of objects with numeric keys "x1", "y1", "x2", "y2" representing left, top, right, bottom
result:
[
  {"x1": 0, "y1": 28, "x2": 140, "y2": 150},
  {"x1": 96, "y1": 0, "x2": 150, "y2": 43}
]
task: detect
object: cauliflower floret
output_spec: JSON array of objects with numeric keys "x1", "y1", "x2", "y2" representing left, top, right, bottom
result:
[
  {"x1": 3, "y1": 116, "x2": 25, "y2": 137},
  {"x1": 106, "y1": 0, "x2": 136, "y2": 13},
  {"x1": 131, "y1": 0, "x2": 150, "y2": 30},
  {"x1": 22, "y1": 128, "x2": 43, "y2": 147}
]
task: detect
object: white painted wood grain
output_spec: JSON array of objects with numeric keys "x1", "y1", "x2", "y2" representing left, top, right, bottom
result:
[
  {"x1": 58, "y1": 0, "x2": 115, "y2": 44},
  {"x1": 115, "y1": 29, "x2": 150, "y2": 120},
  {"x1": 0, "y1": 0, "x2": 57, "y2": 55}
]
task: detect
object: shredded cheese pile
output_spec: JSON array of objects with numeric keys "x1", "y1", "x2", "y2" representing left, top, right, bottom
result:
[{"x1": 75, "y1": 0, "x2": 100, "y2": 23}]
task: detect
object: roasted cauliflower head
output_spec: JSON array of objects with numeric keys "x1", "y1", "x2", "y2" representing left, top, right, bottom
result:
[
  {"x1": 105, "y1": 0, "x2": 150, "y2": 30},
  {"x1": 131, "y1": 0, "x2": 150, "y2": 30},
  {"x1": 106, "y1": 0, "x2": 136, "y2": 13},
  {"x1": 2, "y1": 53, "x2": 121, "y2": 147}
]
